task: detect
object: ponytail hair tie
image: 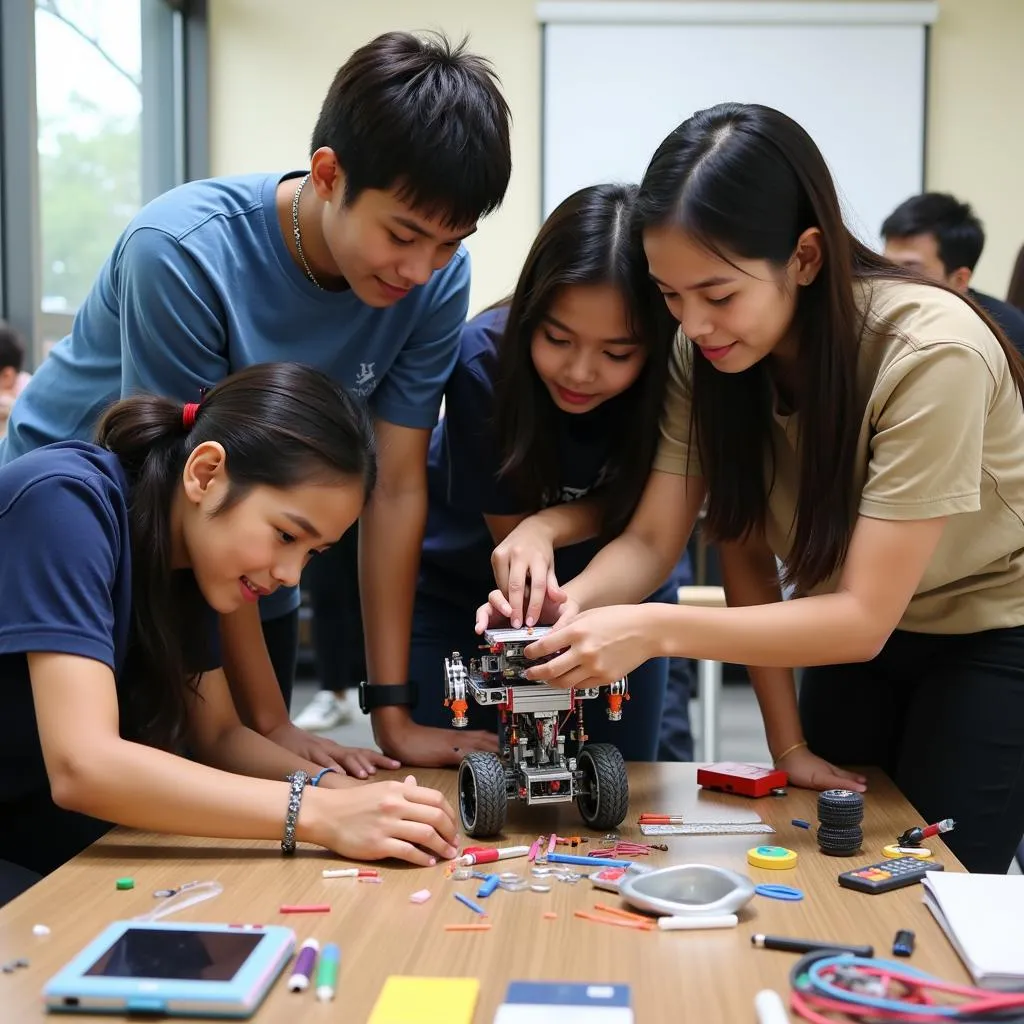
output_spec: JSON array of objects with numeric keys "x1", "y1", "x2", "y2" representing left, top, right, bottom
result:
[{"x1": 182, "y1": 402, "x2": 200, "y2": 430}]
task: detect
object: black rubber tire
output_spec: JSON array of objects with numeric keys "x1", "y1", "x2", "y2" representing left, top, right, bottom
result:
[
  {"x1": 458, "y1": 753, "x2": 508, "y2": 837},
  {"x1": 818, "y1": 789, "x2": 865, "y2": 828},
  {"x1": 816, "y1": 824, "x2": 863, "y2": 855},
  {"x1": 577, "y1": 743, "x2": 629, "y2": 831}
]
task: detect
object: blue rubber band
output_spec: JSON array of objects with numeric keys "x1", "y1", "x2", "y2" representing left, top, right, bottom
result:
[
  {"x1": 755, "y1": 883, "x2": 804, "y2": 901},
  {"x1": 310, "y1": 767, "x2": 339, "y2": 787}
]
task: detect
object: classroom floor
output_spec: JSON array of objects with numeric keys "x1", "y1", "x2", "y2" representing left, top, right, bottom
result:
[{"x1": 291, "y1": 676, "x2": 1022, "y2": 875}]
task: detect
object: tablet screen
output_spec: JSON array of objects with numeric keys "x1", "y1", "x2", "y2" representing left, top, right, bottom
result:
[{"x1": 83, "y1": 927, "x2": 263, "y2": 982}]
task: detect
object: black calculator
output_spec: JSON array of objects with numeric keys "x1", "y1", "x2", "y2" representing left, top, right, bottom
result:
[{"x1": 838, "y1": 856, "x2": 944, "y2": 894}]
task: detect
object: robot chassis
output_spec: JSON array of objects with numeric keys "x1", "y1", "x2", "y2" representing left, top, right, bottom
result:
[{"x1": 444, "y1": 626, "x2": 631, "y2": 837}]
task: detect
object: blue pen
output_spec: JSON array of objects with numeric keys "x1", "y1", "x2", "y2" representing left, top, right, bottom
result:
[
  {"x1": 547, "y1": 852, "x2": 633, "y2": 869},
  {"x1": 454, "y1": 891, "x2": 488, "y2": 915}
]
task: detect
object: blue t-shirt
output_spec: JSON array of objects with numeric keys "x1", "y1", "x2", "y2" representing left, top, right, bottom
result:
[
  {"x1": 420, "y1": 307, "x2": 632, "y2": 604},
  {"x1": 0, "y1": 172, "x2": 470, "y2": 618},
  {"x1": 0, "y1": 442, "x2": 219, "y2": 803}
]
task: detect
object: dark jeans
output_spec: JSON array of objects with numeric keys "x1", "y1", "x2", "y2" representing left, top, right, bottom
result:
[
  {"x1": 657, "y1": 655, "x2": 696, "y2": 762},
  {"x1": 408, "y1": 584, "x2": 673, "y2": 761},
  {"x1": 300, "y1": 522, "x2": 365, "y2": 696},
  {"x1": 261, "y1": 607, "x2": 300, "y2": 711},
  {"x1": 800, "y1": 625, "x2": 1024, "y2": 874},
  {"x1": 0, "y1": 791, "x2": 112, "y2": 906}
]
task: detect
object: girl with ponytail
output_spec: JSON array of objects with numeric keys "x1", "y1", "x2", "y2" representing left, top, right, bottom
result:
[{"x1": 0, "y1": 363, "x2": 457, "y2": 906}]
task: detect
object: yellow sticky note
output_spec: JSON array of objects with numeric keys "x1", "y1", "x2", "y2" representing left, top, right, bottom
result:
[{"x1": 367, "y1": 976, "x2": 480, "y2": 1024}]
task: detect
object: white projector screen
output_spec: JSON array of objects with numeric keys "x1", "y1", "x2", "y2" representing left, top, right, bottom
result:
[{"x1": 541, "y1": 2, "x2": 936, "y2": 247}]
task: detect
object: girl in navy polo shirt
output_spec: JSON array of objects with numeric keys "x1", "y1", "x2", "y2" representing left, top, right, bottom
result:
[
  {"x1": 405, "y1": 184, "x2": 683, "y2": 761},
  {"x1": 0, "y1": 363, "x2": 457, "y2": 907}
]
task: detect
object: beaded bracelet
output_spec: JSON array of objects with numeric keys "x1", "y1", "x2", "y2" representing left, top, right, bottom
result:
[{"x1": 282, "y1": 770, "x2": 310, "y2": 854}]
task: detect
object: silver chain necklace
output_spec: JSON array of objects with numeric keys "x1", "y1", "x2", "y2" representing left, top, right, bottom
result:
[{"x1": 291, "y1": 174, "x2": 323, "y2": 290}]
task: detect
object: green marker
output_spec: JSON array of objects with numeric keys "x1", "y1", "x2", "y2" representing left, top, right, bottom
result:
[{"x1": 315, "y1": 942, "x2": 339, "y2": 1002}]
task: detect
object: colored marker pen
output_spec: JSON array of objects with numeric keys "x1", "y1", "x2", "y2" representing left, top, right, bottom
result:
[
  {"x1": 751, "y1": 934, "x2": 874, "y2": 958},
  {"x1": 315, "y1": 942, "x2": 340, "y2": 1003},
  {"x1": 457, "y1": 845, "x2": 530, "y2": 866},
  {"x1": 287, "y1": 938, "x2": 319, "y2": 992}
]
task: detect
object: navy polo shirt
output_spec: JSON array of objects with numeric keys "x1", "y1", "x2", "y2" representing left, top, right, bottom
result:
[
  {"x1": 419, "y1": 307, "x2": 629, "y2": 602},
  {"x1": 0, "y1": 442, "x2": 219, "y2": 803}
]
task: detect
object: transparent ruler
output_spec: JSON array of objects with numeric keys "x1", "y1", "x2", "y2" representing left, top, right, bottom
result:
[{"x1": 640, "y1": 823, "x2": 776, "y2": 836}]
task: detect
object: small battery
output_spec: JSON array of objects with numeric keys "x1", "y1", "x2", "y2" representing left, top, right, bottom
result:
[{"x1": 892, "y1": 928, "x2": 915, "y2": 957}]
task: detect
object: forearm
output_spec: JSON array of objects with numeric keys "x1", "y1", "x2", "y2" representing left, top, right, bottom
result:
[
  {"x1": 359, "y1": 487, "x2": 425, "y2": 685},
  {"x1": 718, "y1": 542, "x2": 803, "y2": 758},
  {"x1": 196, "y1": 723, "x2": 346, "y2": 786},
  {"x1": 220, "y1": 603, "x2": 290, "y2": 735},
  {"x1": 531, "y1": 497, "x2": 603, "y2": 548},
  {"x1": 53, "y1": 739, "x2": 324, "y2": 844},
  {"x1": 649, "y1": 590, "x2": 882, "y2": 667},
  {"x1": 565, "y1": 534, "x2": 673, "y2": 610}
]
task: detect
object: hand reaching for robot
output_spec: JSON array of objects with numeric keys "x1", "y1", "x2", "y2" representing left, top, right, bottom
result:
[
  {"x1": 489, "y1": 518, "x2": 558, "y2": 628},
  {"x1": 374, "y1": 714, "x2": 498, "y2": 768},
  {"x1": 304, "y1": 773, "x2": 460, "y2": 866},
  {"x1": 520, "y1": 605, "x2": 659, "y2": 689},
  {"x1": 474, "y1": 579, "x2": 579, "y2": 636}
]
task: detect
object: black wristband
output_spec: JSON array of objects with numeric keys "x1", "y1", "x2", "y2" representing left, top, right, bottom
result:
[
  {"x1": 282, "y1": 770, "x2": 310, "y2": 854},
  {"x1": 357, "y1": 680, "x2": 419, "y2": 714}
]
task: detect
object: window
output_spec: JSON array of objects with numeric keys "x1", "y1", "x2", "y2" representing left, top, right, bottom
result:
[{"x1": 0, "y1": 0, "x2": 207, "y2": 365}]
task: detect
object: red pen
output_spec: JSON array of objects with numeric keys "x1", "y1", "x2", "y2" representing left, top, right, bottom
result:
[
  {"x1": 456, "y1": 845, "x2": 531, "y2": 866},
  {"x1": 639, "y1": 815, "x2": 685, "y2": 824},
  {"x1": 279, "y1": 904, "x2": 331, "y2": 914}
]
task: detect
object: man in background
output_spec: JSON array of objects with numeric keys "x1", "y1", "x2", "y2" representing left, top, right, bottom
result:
[
  {"x1": 882, "y1": 192, "x2": 1024, "y2": 355},
  {"x1": 0, "y1": 322, "x2": 31, "y2": 439}
]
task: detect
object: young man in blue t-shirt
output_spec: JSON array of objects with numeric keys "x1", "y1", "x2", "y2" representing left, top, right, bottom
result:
[{"x1": 0, "y1": 31, "x2": 511, "y2": 770}]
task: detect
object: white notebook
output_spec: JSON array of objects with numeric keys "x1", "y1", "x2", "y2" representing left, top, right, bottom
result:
[{"x1": 922, "y1": 872, "x2": 1024, "y2": 991}]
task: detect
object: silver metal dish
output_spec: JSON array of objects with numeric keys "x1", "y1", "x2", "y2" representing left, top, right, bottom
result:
[{"x1": 618, "y1": 863, "x2": 756, "y2": 917}]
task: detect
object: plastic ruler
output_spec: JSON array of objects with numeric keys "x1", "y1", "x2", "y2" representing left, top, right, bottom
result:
[{"x1": 639, "y1": 823, "x2": 776, "y2": 836}]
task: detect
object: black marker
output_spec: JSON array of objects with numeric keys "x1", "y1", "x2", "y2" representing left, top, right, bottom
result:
[{"x1": 751, "y1": 934, "x2": 874, "y2": 957}]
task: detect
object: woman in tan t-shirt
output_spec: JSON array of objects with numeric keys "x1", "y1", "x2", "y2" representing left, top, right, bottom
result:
[{"x1": 482, "y1": 102, "x2": 1024, "y2": 874}]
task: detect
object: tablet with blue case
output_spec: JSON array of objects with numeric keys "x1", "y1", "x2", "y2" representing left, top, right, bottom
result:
[{"x1": 42, "y1": 921, "x2": 295, "y2": 1018}]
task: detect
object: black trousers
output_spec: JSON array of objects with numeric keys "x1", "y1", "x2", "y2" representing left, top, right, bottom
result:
[
  {"x1": 800, "y1": 625, "x2": 1024, "y2": 874},
  {"x1": 0, "y1": 792, "x2": 112, "y2": 907},
  {"x1": 261, "y1": 606, "x2": 300, "y2": 711}
]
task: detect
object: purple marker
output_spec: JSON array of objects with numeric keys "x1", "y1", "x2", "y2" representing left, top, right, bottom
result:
[{"x1": 287, "y1": 937, "x2": 320, "y2": 992}]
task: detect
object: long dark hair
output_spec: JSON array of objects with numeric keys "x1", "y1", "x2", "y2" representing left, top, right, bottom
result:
[
  {"x1": 493, "y1": 183, "x2": 677, "y2": 539},
  {"x1": 635, "y1": 102, "x2": 1024, "y2": 592},
  {"x1": 95, "y1": 363, "x2": 376, "y2": 750}
]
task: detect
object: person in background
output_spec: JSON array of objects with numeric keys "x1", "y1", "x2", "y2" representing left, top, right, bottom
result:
[
  {"x1": 410, "y1": 183, "x2": 686, "y2": 761},
  {"x1": 0, "y1": 321, "x2": 31, "y2": 440},
  {"x1": 0, "y1": 364, "x2": 456, "y2": 909},
  {"x1": 0, "y1": 31, "x2": 513, "y2": 773},
  {"x1": 882, "y1": 192, "x2": 1024, "y2": 355}
]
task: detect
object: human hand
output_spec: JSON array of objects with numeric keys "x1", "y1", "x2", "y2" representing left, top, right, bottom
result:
[
  {"x1": 490, "y1": 518, "x2": 557, "y2": 628},
  {"x1": 474, "y1": 579, "x2": 579, "y2": 636},
  {"x1": 265, "y1": 721, "x2": 400, "y2": 779},
  {"x1": 303, "y1": 774, "x2": 459, "y2": 866},
  {"x1": 775, "y1": 744, "x2": 867, "y2": 793},
  {"x1": 373, "y1": 713, "x2": 497, "y2": 768},
  {"x1": 521, "y1": 605, "x2": 657, "y2": 689}
]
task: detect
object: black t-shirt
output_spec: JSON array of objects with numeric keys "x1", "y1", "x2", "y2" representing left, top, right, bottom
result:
[{"x1": 970, "y1": 288, "x2": 1024, "y2": 357}]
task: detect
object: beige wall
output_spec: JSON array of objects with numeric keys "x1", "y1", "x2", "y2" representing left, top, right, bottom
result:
[{"x1": 209, "y1": 0, "x2": 1024, "y2": 305}]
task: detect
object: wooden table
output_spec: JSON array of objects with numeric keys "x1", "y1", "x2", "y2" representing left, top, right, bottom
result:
[{"x1": 0, "y1": 764, "x2": 969, "y2": 1022}]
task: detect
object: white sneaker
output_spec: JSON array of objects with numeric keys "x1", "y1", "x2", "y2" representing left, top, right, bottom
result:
[{"x1": 292, "y1": 690, "x2": 346, "y2": 732}]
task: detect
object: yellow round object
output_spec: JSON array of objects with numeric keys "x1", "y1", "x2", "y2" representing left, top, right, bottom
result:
[
  {"x1": 883, "y1": 844, "x2": 932, "y2": 860},
  {"x1": 747, "y1": 845, "x2": 798, "y2": 870}
]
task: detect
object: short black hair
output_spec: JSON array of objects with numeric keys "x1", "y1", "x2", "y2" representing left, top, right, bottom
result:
[
  {"x1": 0, "y1": 321, "x2": 25, "y2": 372},
  {"x1": 311, "y1": 31, "x2": 512, "y2": 229},
  {"x1": 881, "y1": 192, "x2": 985, "y2": 274}
]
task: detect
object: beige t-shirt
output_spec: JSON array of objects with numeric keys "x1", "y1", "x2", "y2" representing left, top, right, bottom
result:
[{"x1": 653, "y1": 277, "x2": 1024, "y2": 633}]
